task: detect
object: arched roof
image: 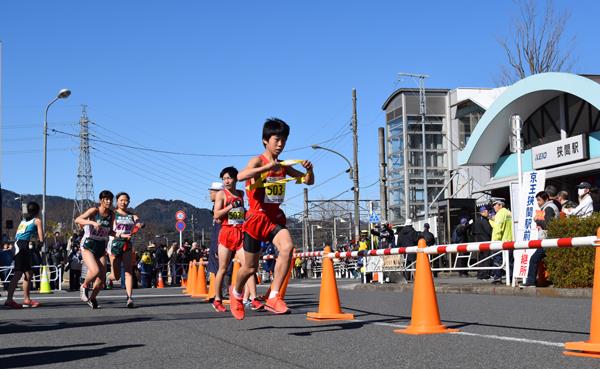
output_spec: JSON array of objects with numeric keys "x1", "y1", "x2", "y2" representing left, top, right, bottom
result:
[{"x1": 458, "y1": 73, "x2": 600, "y2": 166}]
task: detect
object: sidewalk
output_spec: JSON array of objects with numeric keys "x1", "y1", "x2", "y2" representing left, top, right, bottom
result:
[{"x1": 352, "y1": 273, "x2": 592, "y2": 299}]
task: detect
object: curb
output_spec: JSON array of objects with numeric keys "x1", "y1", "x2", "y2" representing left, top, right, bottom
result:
[{"x1": 353, "y1": 282, "x2": 592, "y2": 299}]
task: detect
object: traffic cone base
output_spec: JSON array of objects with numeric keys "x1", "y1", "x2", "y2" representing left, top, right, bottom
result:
[
  {"x1": 394, "y1": 239, "x2": 458, "y2": 335},
  {"x1": 307, "y1": 312, "x2": 354, "y2": 321},
  {"x1": 307, "y1": 246, "x2": 354, "y2": 322},
  {"x1": 564, "y1": 342, "x2": 600, "y2": 358},
  {"x1": 394, "y1": 325, "x2": 458, "y2": 335}
]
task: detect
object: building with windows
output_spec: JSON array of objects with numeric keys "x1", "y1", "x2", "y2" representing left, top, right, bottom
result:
[{"x1": 382, "y1": 86, "x2": 504, "y2": 225}]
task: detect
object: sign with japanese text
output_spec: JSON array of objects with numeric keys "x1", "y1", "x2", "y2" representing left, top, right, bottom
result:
[
  {"x1": 532, "y1": 134, "x2": 588, "y2": 169},
  {"x1": 513, "y1": 170, "x2": 546, "y2": 280}
]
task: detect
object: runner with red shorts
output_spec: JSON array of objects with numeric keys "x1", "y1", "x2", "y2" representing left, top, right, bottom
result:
[
  {"x1": 229, "y1": 118, "x2": 314, "y2": 320},
  {"x1": 212, "y1": 166, "x2": 263, "y2": 312}
]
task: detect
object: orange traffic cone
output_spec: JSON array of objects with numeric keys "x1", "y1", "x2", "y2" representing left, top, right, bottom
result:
[
  {"x1": 192, "y1": 262, "x2": 209, "y2": 298},
  {"x1": 278, "y1": 257, "x2": 295, "y2": 299},
  {"x1": 564, "y1": 228, "x2": 600, "y2": 358},
  {"x1": 157, "y1": 270, "x2": 165, "y2": 289},
  {"x1": 372, "y1": 271, "x2": 379, "y2": 282},
  {"x1": 395, "y1": 238, "x2": 458, "y2": 335},
  {"x1": 307, "y1": 246, "x2": 354, "y2": 321},
  {"x1": 186, "y1": 262, "x2": 197, "y2": 297},
  {"x1": 204, "y1": 272, "x2": 216, "y2": 302},
  {"x1": 182, "y1": 261, "x2": 192, "y2": 293}
]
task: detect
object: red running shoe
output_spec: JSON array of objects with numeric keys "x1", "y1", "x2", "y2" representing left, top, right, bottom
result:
[
  {"x1": 265, "y1": 294, "x2": 289, "y2": 314},
  {"x1": 212, "y1": 299, "x2": 227, "y2": 313},
  {"x1": 4, "y1": 300, "x2": 23, "y2": 309},
  {"x1": 228, "y1": 286, "x2": 245, "y2": 320},
  {"x1": 251, "y1": 298, "x2": 265, "y2": 311},
  {"x1": 23, "y1": 300, "x2": 40, "y2": 308}
]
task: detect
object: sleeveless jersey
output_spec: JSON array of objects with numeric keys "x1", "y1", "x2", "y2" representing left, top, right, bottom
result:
[
  {"x1": 15, "y1": 218, "x2": 37, "y2": 241},
  {"x1": 113, "y1": 211, "x2": 136, "y2": 236},
  {"x1": 221, "y1": 189, "x2": 245, "y2": 227},
  {"x1": 246, "y1": 154, "x2": 288, "y2": 217},
  {"x1": 81, "y1": 209, "x2": 114, "y2": 243}
]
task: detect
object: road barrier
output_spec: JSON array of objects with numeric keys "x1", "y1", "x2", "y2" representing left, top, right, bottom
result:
[
  {"x1": 0, "y1": 265, "x2": 63, "y2": 291},
  {"x1": 264, "y1": 232, "x2": 600, "y2": 358}
]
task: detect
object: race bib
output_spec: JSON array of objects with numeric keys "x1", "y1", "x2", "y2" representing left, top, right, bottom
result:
[
  {"x1": 228, "y1": 207, "x2": 245, "y2": 225},
  {"x1": 16, "y1": 222, "x2": 27, "y2": 234},
  {"x1": 264, "y1": 176, "x2": 286, "y2": 204}
]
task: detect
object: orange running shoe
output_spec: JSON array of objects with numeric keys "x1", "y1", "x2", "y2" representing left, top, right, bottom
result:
[
  {"x1": 265, "y1": 294, "x2": 289, "y2": 314},
  {"x1": 212, "y1": 299, "x2": 227, "y2": 313},
  {"x1": 228, "y1": 286, "x2": 245, "y2": 320},
  {"x1": 250, "y1": 298, "x2": 265, "y2": 311}
]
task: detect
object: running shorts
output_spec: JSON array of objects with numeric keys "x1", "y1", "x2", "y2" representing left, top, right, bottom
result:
[
  {"x1": 13, "y1": 240, "x2": 32, "y2": 272},
  {"x1": 82, "y1": 238, "x2": 107, "y2": 258},
  {"x1": 242, "y1": 210, "x2": 287, "y2": 242},
  {"x1": 109, "y1": 239, "x2": 131, "y2": 256},
  {"x1": 218, "y1": 226, "x2": 243, "y2": 252}
]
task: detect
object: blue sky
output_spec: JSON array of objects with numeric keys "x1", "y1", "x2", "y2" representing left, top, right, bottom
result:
[{"x1": 1, "y1": 1, "x2": 598, "y2": 217}]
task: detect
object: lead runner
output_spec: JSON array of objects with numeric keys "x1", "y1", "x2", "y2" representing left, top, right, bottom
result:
[{"x1": 229, "y1": 118, "x2": 314, "y2": 320}]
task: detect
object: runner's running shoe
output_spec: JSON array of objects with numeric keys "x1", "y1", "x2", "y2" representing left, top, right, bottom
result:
[
  {"x1": 23, "y1": 300, "x2": 40, "y2": 308},
  {"x1": 212, "y1": 299, "x2": 227, "y2": 312},
  {"x1": 265, "y1": 294, "x2": 289, "y2": 314},
  {"x1": 87, "y1": 298, "x2": 100, "y2": 309},
  {"x1": 228, "y1": 286, "x2": 245, "y2": 320},
  {"x1": 80, "y1": 285, "x2": 89, "y2": 302},
  {"x1": 126, "y1": 298, "x2": 135, "y2": 309},
  {"x1": 250, "y1": 298, "x2": 265, "y2": 311},
  {"x1": 4, "y1": 300, "x2": 23, "y2": 309}
]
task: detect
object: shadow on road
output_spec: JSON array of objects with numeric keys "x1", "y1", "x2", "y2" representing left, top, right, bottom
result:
[
  {"x1": 0, "y1": 344, "x2": 144, "y2": 368},
  {"x1": 0, "y1": 343, "x2": 103, "y2": 356}
]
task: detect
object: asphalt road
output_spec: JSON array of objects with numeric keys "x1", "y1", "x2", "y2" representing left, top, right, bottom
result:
[{"x1": 1, "y1": 280, "x2": 599, "y2": 369}]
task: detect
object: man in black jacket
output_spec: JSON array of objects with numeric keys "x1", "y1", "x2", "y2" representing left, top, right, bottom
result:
[
  {"x1": 397, "y1": 219, "x2": 419, "y2": 281},
  {"x1": 468, "y1": 206, "x2": 493, "y2": 279},
  {"x1": 370, "y1": 221, "x2": 394, "y2": 249}
]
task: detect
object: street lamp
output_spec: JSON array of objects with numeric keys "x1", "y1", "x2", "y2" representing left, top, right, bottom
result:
[
  {"x1": 312, "y1": 144, "x2": 360, "y2": 242},
  {"x1": 310, "y1": 224, "x2": 322, "y2": 252},
  {"x1": 42, "y1": 88, "x2": 71, "y2": 253},
  {"x1": 333, "y1": 217, "x2": 347, "y2": 249},
  {"x1": 15, "y1": 195, "x2": 26, "y2": 218}
]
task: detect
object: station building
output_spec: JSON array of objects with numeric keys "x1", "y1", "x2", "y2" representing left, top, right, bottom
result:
[{"x1": 382, "y1": 72, "x2": 600, "y2": 242}]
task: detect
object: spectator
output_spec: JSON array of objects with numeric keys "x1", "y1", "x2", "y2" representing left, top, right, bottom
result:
[
  {"x1": 452, "y1": 218, "x2": 470, "y2": 277},
  {"x1": 557, "y1": 190, "x2": 577, "y2": 213},
  {"x1": 371, "y1": 221, "x2": 394, "y2": 249},
  {"x1": 468, "y1": 206, "x2": 493, "y2": 279},
  {"x1": 138, "y1": 251, "x2": 154, "y2": 288},
  {"x1": 167, "y1": 242, "x2": 179, "y2": 286},
  {"x1": 490, "y1": 198, "x2": 513, "y2": 284},
  {"x1": 154, "y1": 243, "x2": 169, "y2": 284},
  {"x1": 397, "y1": 219, "x2": 418, "y2": 281},
  {"x1": 421, "y1": 223, "x2": 439, "y2": 277},
  {"x1": 189, "y1": 242, "x2": 202, "y2": 262},
  {"x1": 30, "y1": 242, "x2": 43, "y2": 290},
  {"x1": 544, "y1": 185, "x2": 562, "y2": 212},
  {"x1": 65, "y1": 245, "x2": 83, "y2": 291},
  {"x1": 525, "y1": 191, "x2": 559, "y2": 288},
  {"x1": 1, "y1": 243, "x2": 14, "y2": 291},
  {"x1": 565, "y1": 182, "x2": 594, "y2": 218}
]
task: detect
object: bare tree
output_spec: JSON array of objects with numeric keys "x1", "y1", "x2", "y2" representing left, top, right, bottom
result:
[{"x1": 498, "y1": 0, "x2": 575, "y2": 85}]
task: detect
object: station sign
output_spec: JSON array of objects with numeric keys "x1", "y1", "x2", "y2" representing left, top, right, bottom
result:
[{"x1": 532, "y1": 134, "x2": 588, "y2": 169}]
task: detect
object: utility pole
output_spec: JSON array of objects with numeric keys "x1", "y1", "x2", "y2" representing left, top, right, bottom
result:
[
  {"x1": 351, "y1": 89, "x2": 360, "y2": 242},
  {"x1": 303, "y1": 188, "x2": 309, "y2": 252},
  {"x1": 378, "y1": 127, "x2": 388, "y2": 221},
  {"x1": 72, "y1": 105, "x2": 95, "y2": 229},
  {"x1": 398, "y1": 73, "x2": 429, "y2": 221},
  {"x1": 191, "y1": 214, "x2": 195, "y2": 242}
]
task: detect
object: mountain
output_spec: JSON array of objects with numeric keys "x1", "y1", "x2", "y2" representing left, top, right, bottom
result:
[{"x1": 0, "y1": 189, "x2": 213, "y2": 246}]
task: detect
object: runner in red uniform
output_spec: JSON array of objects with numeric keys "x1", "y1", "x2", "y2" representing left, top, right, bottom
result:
[
  {"x1": 229, "y1": 118, "x2": 314, "y2": 320},
  {"x1": 212, "y1": 166, "x2": 263, "y2": 312}
]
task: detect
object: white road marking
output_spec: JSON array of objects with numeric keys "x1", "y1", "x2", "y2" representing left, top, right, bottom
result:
[{"x1": 367, "y1": 321, "x2": 565, "y2": 347}]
